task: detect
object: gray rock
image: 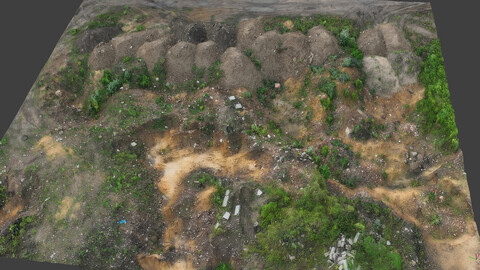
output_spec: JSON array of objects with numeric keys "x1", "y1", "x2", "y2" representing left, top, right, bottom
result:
[{"x1": 363, "y1": 55, "x2": 401, "y2": 96}]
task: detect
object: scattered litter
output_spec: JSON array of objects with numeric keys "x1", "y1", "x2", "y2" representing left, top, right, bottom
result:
[
  {"x1": 228, "y1": 96, "x2": 236, "y2": 101},
  {"x1": 275, "y1": 83, "x2": 281, "y2": 88},
  {"x1": 222, "y1": 195, "x2": 229, "y2": 207},
  {"x1": 256, "y1": 189, "x2": 263, "y2": 196},
  {"x1": 215, "y1": 222, "x2": 220, "y2": 229},
  {"x1": 117, "y1": 219, "x2": 127, "y2": 224},
  {"x1": 234, "y1": 205, "x2": 240, "y2": 215},
  {"x1": 235, "y1": 103, "x2": 243, "y2": 109},
  {"x1": 225, "y1": 190, "x2": 231, "y2": 196},
  {"x1": 223, "y1": 212, "x2": 231, "y2": 220},
  {"x1": 131, "y1": 142, "x2": 137, "y2": 147},
  {"x1": 386, "y1": 240, "x2": 391, "y2": 246}
]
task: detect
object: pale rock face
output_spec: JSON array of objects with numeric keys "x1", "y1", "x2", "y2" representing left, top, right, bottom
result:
[{"x1": 362, "y1": 55, "x2": 401, "y2": 97}]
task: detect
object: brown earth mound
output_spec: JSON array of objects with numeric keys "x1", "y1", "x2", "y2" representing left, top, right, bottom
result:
[
  {"x1": 194, "y1": 41, "x2": 221, "y2": 69},
  {"x1": 307, "y1": 25, "x2": 341, "y2": 66},
  {"x1": 136, "y1": 34, "x2": 175, "y2": 70},
  {"x1": 220, "y1": 47, "x2": 262, "y2": 91},
  {"x1": 357, "y1": 27, "x2": 387, "y2": 57},
  {"x1": 387, "y1": 51, "x2": 422, "y2": 86},
  {"x1": 88, "y1": 42, "x2": 116, "y2": 70},
  {"x1": 166, "y1": 41, "x2": 197, "y2": 84},
  {"x1": 236, "y1": 18, "x2": 265, "y2": 51},
  {"x1": 377, "y1": 23, "x2": 411, "y2": 53},
  {"x1": 75, "y1": 26, "x2": 123, "y2": 54},
  {"x1": 112, "y1": 28, "x2": 164, "y2": 63}
]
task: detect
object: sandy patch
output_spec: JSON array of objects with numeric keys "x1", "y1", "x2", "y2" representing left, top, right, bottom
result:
[{"x1": 36, "y1": 135, "x2": 73, "y2": 159}]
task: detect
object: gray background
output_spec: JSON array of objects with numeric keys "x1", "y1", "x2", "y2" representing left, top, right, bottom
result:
[{"x1": 0, "y1": 0, "x2": 478, "y2": 269}]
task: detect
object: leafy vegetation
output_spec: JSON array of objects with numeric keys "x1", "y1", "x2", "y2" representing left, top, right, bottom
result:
[
  {"x1": 0, "y1": 216, "x2": 35, "y2": 257},
  {"x1": 415, "y1": 39, "x2": 459, "y2": 152},
  {"x1": 351, "y1": 117, "x2": 385, "y2": 141},
  {"x1": 58, "y1": 54, "x2": 89, "y2": 94},
  {"x1": 245, "y1": 49, "x2": 262, "y2": 70},
  {"x1": 255, "y1": 172, "x2": 406, "y2": 269}
]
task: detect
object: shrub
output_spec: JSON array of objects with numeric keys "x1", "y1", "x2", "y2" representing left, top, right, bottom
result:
[
  {"x1": 415, "y1": 39, "x2": 459, "y2": 152},
  {"x1": 354, "y1": 236, "x2": 403, "y2": 270}
]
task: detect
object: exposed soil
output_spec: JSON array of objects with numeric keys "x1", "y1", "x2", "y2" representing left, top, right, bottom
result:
[{"x1": 0, "y1": 2, "x2": 477, "y2": 270}]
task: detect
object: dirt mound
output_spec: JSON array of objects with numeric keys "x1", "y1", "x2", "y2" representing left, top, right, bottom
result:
[
  {"x1": 251, "y1": 31, "x2": 309, "y2": 81},
  {"x1": 74, "y1": 26, "x2": 123, "y2": 54},
  {"x1": 357, "y1": 28, "x2": 387, "y2": 57},
  {"x1": 194, "y1": 41, "x2": 221, "y2": 69},
  {"x1": 279, "y1": 32, "x2": 310, "y2": 79},
  {"x1": 387, "y1": 51, "x2": 421, "y2": 85},
  {"x1": 136, "y1": 34, "x2": 175, "y2": 70},
  {"x1": 205, "y1": 22, "x2": 237, "y2": 51},
  {"x1": 88, "y1": 42, "x2": 115, "y2": 70},
  {"x1": 251, "y1": 31, "x2": 283, "y2": 81},
  {"x1": 362, "y1": 55, "x2": 401, "y2": 96},
  {"x1": 112, "y1": 28, "x2": 164, "y2": 63},
  {"x1": 220, "y1": 47, "x2": 262, "y2": 91},
  {"x1": 377, "y1": 23, "x2": 411, "y2": 53},
  {"x1": 236, "y1": 18, "x2": 265, "y2": 51},
  {"x1": 166, "y1": 41, "x2": 196, "y2": 84},
  {"x1": 307, "y1": 25, "x2": 341, "y2": 66}
]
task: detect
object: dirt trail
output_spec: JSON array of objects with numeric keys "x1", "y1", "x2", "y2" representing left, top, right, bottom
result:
[
  {"x1": 195, "y1": 186, "x2": 217, "y2": 213},
  {"x1": 139, "y1": 129, "x2": 265, "y2": 269}
]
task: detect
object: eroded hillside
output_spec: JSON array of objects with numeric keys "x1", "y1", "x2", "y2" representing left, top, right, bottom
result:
[{"x1": 0, "y1": 3, "x2": 478, "y2": 270}]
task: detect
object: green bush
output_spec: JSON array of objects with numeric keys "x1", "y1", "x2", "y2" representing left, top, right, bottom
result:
[
  {"x1": 354, "y1": 236, "x2": 403, "y2": 270},
  {"x1": 415, "y1": 39, "x2": 459, "y2": 152}
]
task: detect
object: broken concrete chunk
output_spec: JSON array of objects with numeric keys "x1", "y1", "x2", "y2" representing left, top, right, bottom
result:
[
  {"x1": 223, "y1": 211, "x2": 231, "y2": 220},
  {"x1": 354, "y1": 232, "x2": 360, "y2": 243},
  {"x1": 235, "y1": 103, "x2": 243, "y2": 109},
  {"x1": 228, "y1": 96, "x2": 236, "y2": 101}
]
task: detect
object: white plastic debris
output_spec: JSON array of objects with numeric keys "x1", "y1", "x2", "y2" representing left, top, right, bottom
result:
[
  {"x1": 235, "y1": 103, "x2": 242, "y2": 109},
  {"x1": 215, "y1": 222, "x2": 220, "y2": 229},
  {"x1": 234, "y1": 205, "x2": 240, "y2": 215},
  {"x1": 275, "y1": 83, "x2": 281, "y2": 88},
  {"x1": 225, "y1": 190, "x2": 231, "y2": 196},
  {"x1": 386, "y1": 240, "x2": 391, "y2": 246},
  {"x1": 222, "y1": 195, "x2": 229, "y2": 207},
  {"x1": 256, "y1": 189, "x2": 263, "y2": 196},
  {"x1": 228, "y1": 96, "x2": 236, "y2": 101},
  {"x1": 131, "y1": 142, "x2": 137, "y2": 147},
  {"x1": 354, "y1": 232, "x2": 360, "y2": 243},
  {"x1": 223, "y1": 212, "x2": 231, "y2": 220}
]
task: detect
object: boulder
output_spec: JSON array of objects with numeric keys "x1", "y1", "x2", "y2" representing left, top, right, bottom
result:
[
  {"x1": 362, "y1": 56, "x2": 401, "y2": 96},
  {"x1": 387, "y1": 51, "x2": 421, "y2": 85}
]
